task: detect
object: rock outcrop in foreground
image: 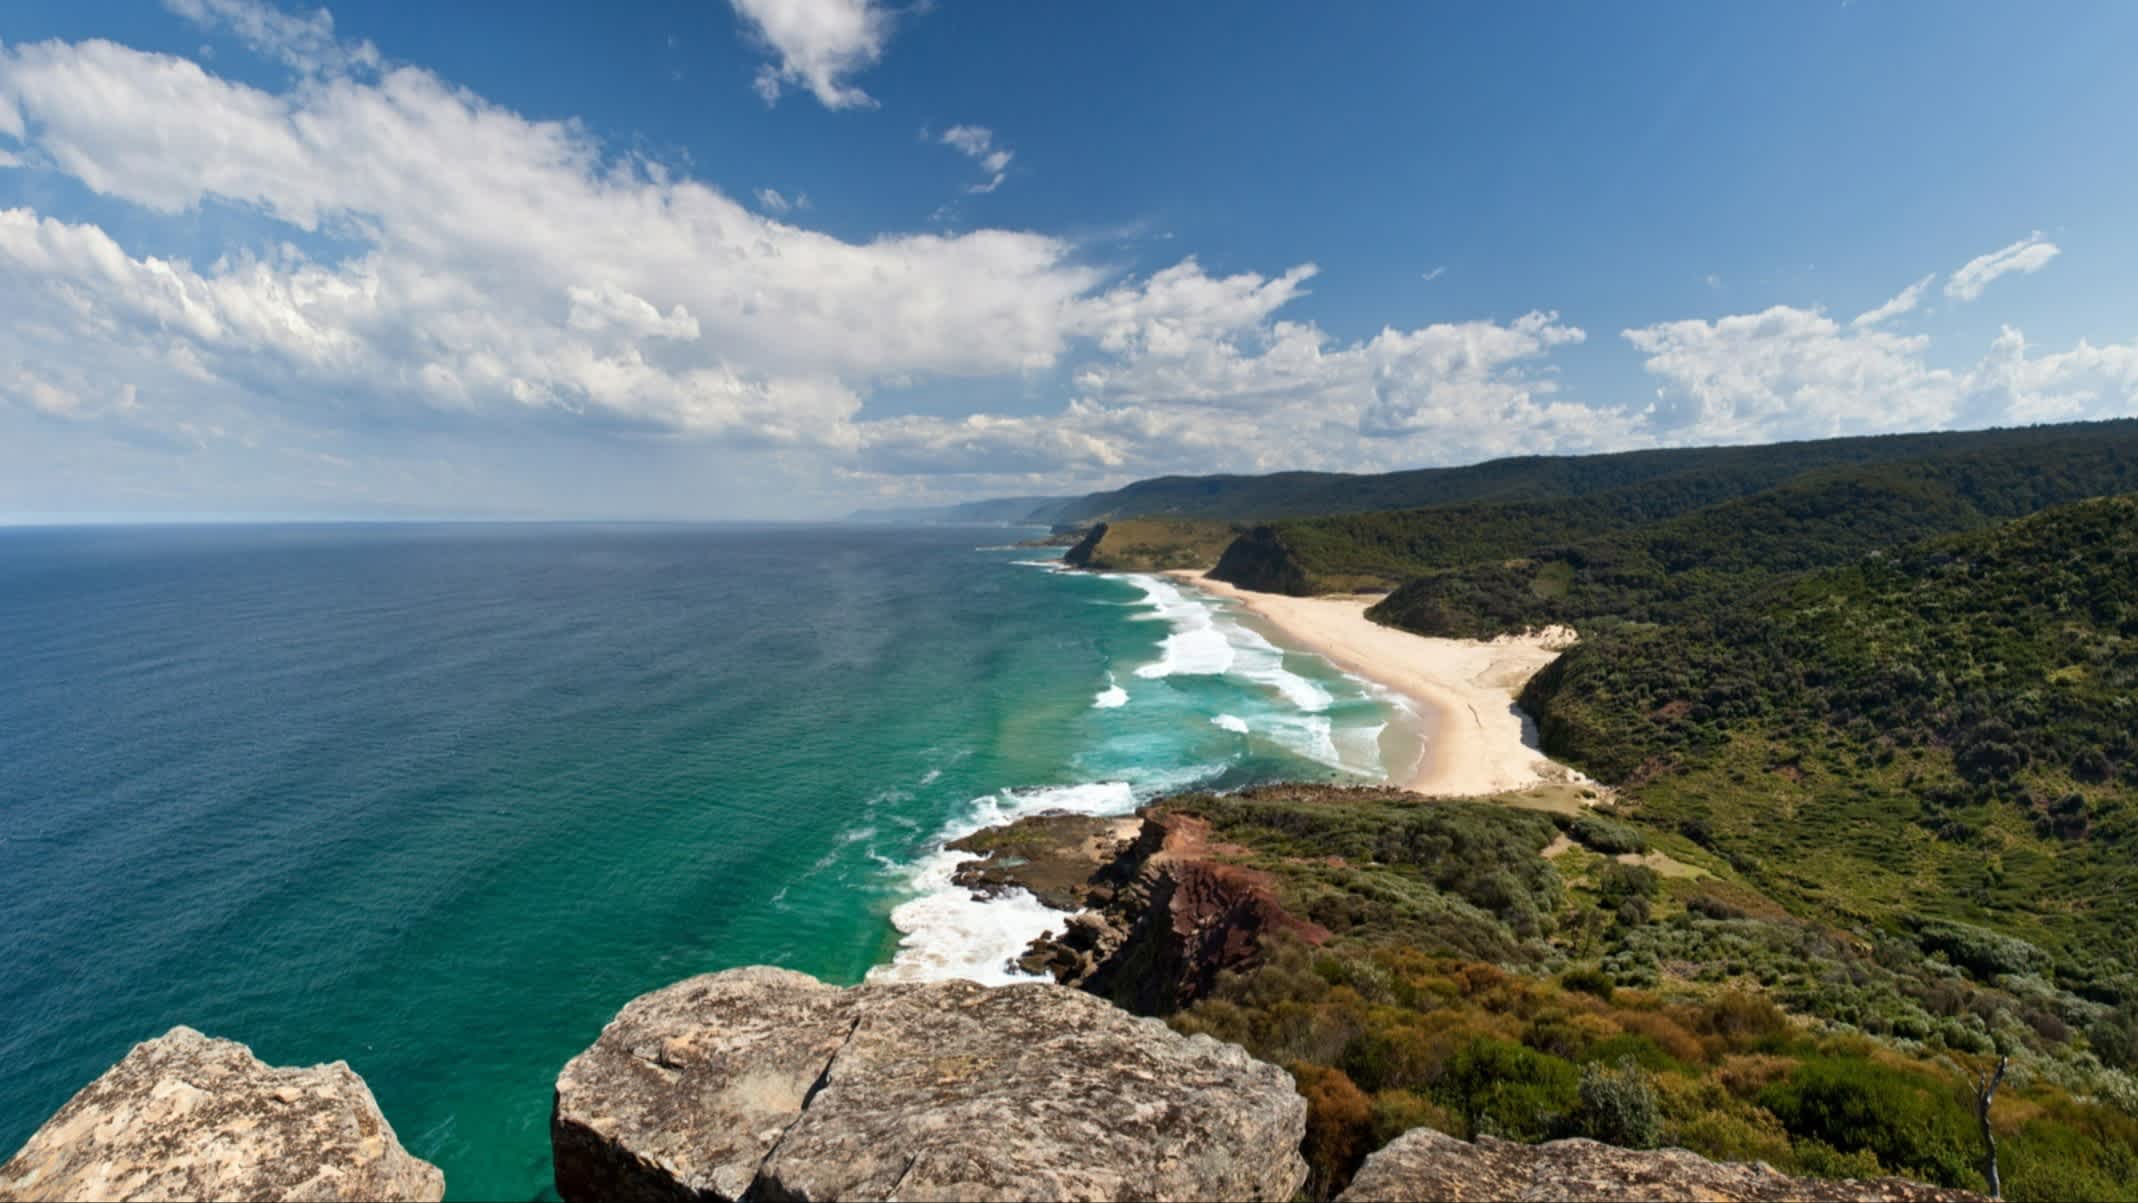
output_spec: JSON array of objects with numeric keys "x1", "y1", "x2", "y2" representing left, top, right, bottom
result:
[
  {"x1": 0, "y1": 1026, "x2": 443, "y2": 1203},
  {"x1": 550, "y1": 966, "x2": 1308, "y2": 1202},
  {"x1": 1335, "y1": 1129, "x2": 1986, "y2": 1203}
]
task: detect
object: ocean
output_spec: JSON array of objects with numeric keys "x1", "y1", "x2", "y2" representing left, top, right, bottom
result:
[{"x1": 0, "y1": 523, "x2": 1421, "y2": 1200}]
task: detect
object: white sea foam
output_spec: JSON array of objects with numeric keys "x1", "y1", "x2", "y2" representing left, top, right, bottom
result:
[
  {"x1": 872, "y1": 781, "x2": 1138, "y2": 985},
  {"x1": 1222, "y1": 622, "x2": 1334, "y2": 712},
  {"x1": 1211, "y1": 713, "x2": 1250, "y2": 734},
  {"x1": 1120, "y1": 575, "x2": 1236, "y2": 679},
  {"x1": 1092, "y1": 673, "x2": 1129, "y2": 709}
]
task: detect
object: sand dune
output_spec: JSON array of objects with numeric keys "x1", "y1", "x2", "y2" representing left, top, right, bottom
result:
[{"x1": 1170, "y1": 572, "x2": 1586, "y2": 797}]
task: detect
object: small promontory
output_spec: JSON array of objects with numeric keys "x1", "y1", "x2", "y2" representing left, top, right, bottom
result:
[
  {"x1": 1335, "y1": 1129, "x2": 1988, "y2": 1202},
  {"x1": 550, "y1": 966, "x2": 1309, "y2": 1202},
  {"x1": 0, "y1": 1026, "x2": 444, "y2": 1202}
]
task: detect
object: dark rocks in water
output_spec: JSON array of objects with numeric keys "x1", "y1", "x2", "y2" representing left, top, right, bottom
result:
[
  {"x1": 0, "y1": 1026, "x2": 444, "y2": 1202},
  {"x1": 1335, "y1": 1129, "x2": 1988, "y2": 1203},
  {"x1": 947, "y1": 812, "x2": 1140, "y2": 910},
  {"x1": 1003, "y1": 806, "x2": 1330, "y2": 1015},
  {"x1": 550, "y1": 966, "x2": 1308, "y2": 1203}
]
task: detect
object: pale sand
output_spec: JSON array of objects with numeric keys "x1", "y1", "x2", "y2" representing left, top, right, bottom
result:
[{"x1": 1170, "y1": 571, "x2": 1587, "y2": 798}]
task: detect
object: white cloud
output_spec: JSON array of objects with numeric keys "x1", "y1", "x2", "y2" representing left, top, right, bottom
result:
[
  {"x1": 0, "y1": 149, "x2": 22, "y2": 169},
  {"x1": 164, "y1": 0, "x2": 380, "y2": 77},
  {"x1": 729, "y1": 0, "x2": 893, "y2": 110},
  {"x1": 1851, "y1": 273, "x2": 1934, "y2": 327},
  {"x1": 938, "y1": 124, "x2": 1014, "y2": 193},
  {"x1": 1626, "y1": 305, "x2": 1960, "y2": 442},
  {"x1": 1626, "y1": 296, "x2": 2138, "y2": 445},
  {"x1": 860, "y1": 259, "x2": 1617, "y2": 484},
  {"x1": 1420, "y1": 266, "x2": 1445, "y2": 282},
  {"x1": 1945, "y1": 231, "x2": 2060, "y2": 302},
  {"x1": 753, "y1": 187, "x2": 792, "y2": 213}
]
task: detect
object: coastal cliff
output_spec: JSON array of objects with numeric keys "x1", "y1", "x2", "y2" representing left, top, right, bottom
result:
[
  {"x1": 1060, "y1": 518, "x2": 1238, "y2": 573},
  {"x1": 549, "y1": 967, "x2": 1309, "y2": 1202},
  {"x1": 0, "y1": 1027, "x2": 443, "y2": 1202}
]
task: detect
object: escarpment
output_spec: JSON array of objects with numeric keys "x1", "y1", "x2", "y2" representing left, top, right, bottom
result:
[
  {"x1": 0, "y1": 1027, "x2": 443, "y2": 1203},
  {"x1": 548, "y1": 967, "x2": 1310, "y2": 1203}
]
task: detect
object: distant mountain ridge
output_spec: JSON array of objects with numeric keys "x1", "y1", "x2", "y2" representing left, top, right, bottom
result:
[
  {"x1": 846, "y1": 495, "x2": 1071, "y2": 525},
  {"x1": 1049, "y1": 420, "x2": 2138, "y2": 525}
]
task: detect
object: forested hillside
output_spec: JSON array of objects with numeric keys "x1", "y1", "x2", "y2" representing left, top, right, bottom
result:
[
  {"x1": 1055, "y1": 419, "x2": 2138, "y2": 525},
  {"x1": 1521, "y1": 495, "x2": 2138, "y2": 1000},
  {"x1": 1360, "y1": 434, "x2": 2138, "y2": 638}
]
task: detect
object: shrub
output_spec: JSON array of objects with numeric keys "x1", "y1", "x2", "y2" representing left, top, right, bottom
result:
[
  {"x1": 1294, "y1": 1064, "x2": 1375, "y2": 1200},
  {"x1": 1759, "y1": 1058, "x2": 1981, "y2": 1188},
  {"x1": 1698, "y1": 991, "x2": 1790, "y2": 1050},
  {"x1": 1914, "y1": 920, "x2": 2052, "y2": 979},
  {"x1": 1438, "y1": 1037, "x2": 1580, "y2": 1142},
  {"x1": 1570, "y1": 813, "x2": 1649, "y2": 855},
  {"x1": 1573, "y1": 1058, "x2": 1663, "y2": 1148},
  {"x1": 1561, "y1": 966, "x2": 1616, "y2": 1000}
]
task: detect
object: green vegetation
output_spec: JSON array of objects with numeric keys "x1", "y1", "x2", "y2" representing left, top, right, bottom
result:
[
  {"x1": 1052, "y1": 419, "x2": 2138, "y2": 525},
  {"x1": 1519, "y1": 497, "x2": 2138, "y2": 979},
  {"x1": 1059, "y1": 518, "x2": 1241, "y2": 572},
  {"x1": 1363, "y1": 435, "x2": 2138, "y2": 636},
  {"x1": 1143, "y1": 785, "x2": 2138, "y2": 1201}
]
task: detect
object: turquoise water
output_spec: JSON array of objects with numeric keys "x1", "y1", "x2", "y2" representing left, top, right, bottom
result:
[{"x1": 0, "y1": 524, "x2": 1416, "y2": 1200}]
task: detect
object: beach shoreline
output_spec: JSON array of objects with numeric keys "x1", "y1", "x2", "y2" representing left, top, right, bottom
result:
[{"x1": 1166, "y1": 571, "x2": 1585, "y2": 798}]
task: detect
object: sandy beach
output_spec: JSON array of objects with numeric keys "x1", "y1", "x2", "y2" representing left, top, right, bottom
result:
[{"x1": 1169, "y1": 571, "x2": 1586, "y2": 797}]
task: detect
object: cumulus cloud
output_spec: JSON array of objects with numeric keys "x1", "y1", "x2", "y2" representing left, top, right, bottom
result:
[
  {"x1": 1945, "y1": 231, "x2": 2060, "y2": 302},
  {"x1": 938, "y1": 124, "x2": 1014, "y2": 193},
  {"x1": 0, "y1": 35, "x2": 1112, "y2": 451},
  {"x1": 729, "y1": 0, "x2": 893, "y2": 110},
  {"x1": 1852, "y1": 274, "x2": 1934, "y2": 327},
  {"x1": 1625, "y1": 296, "x2": 2138, "y2": 444}
]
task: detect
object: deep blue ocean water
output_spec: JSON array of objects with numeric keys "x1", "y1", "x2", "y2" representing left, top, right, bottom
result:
[{"x1": 0, "y1": 523, "x2": 1416, "y2": 1199}]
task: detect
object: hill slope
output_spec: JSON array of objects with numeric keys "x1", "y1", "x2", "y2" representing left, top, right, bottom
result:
[
  {"x1": 1520, "y1": 495, "x2": 2138, "y2": 988},
  {"x1": 1360, "y1": 434, "x2": 2138, "y2": 638},
  {"x1": 1058, "y1": 420, "x2": 2138, "y2": 525}
]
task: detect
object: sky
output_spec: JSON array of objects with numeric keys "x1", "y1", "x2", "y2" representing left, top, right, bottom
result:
[{"x1": 1, "y1": 1, "x2": 2135, "y2": 520}]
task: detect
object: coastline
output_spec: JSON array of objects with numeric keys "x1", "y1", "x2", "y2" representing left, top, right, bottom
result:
[{"x1": 1166, "y1": 570, "x2": 1584, "y2": 797}]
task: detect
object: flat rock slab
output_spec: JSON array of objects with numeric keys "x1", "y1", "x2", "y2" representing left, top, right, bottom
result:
[
  {"x1": 552, "y1": 966, "x2": 1307, "y2": 1202},
  {"x1": 1336, "y1": 1129, "x2": 1987, "y2": 1203},
  {"x1": 0, "y1": 1026, "x2": 443, "y2": 1203}
]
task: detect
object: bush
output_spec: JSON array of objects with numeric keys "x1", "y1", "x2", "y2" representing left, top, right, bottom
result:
[
  {"x1": 1438, "y1": 1038, "x2": 1580, "y2": 1142},
  {"x1": 1561, "y1": 966, "x2": 1616, "y2": 1000},
  {"x1": 1573, "y1": 1058, "x2": 1662, "y2": 1148},
  {"x1": 1294, "y1": 1064, "x2": 1375, "y2": 1200},
  {"x1": 1570, "y1": 813, "x2": 1649, "y2": 855},
  {"x1": 1914, "y1": 919, "x2": 2052, "y2": 979},
  {"x1": 1759, "y1": 1058, "x2": 1981, "y2": 1188}
]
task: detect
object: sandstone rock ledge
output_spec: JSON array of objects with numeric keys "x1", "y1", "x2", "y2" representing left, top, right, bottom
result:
[
  {"x1": 0, "y1": 1026, "x2": 444, "y2": 1203},
  {"x1": 550, "y1": 966, "x2": 1308, "y2": 1202},
  {"x1": 1334, "y1": 1128, "x2": 1986, "y2": 1203}
]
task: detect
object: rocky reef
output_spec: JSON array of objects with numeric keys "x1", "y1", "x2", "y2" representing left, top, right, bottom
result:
[
  {"x1": 0, "y1": 1026, "x2": 443, "y2": 1202},
  {"x1": 1334, "y1": 1129, "x2": 1984, "y2": 1202},
  {"x1": 549, "y1": 966, "x2": 1308, "y2": 1202},
  {"x1": 953, "y1": 795, "x2": 1338, "y2": 1013}
]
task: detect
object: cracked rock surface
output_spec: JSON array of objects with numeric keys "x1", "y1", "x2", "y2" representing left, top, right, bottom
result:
[
  {"x1": 1334, "y1": 1129, "x2": 1988, "y2": 1203},
  {"x1": 0, "y1": 1026, "x2": 444, "y2": 1202},
  {"x1": 550, "y1": 966, "x2": 1308, "y2": 1202}
]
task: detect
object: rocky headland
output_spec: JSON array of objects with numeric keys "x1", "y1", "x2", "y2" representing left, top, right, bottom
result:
[{"x1": 0, "y1": 1026, "x2": 443, "y2": 1202}]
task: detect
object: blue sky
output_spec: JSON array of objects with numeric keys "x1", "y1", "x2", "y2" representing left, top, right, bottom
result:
[{"x1": 1, "y1": 0, "x2": 2135, "y2": 519}]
